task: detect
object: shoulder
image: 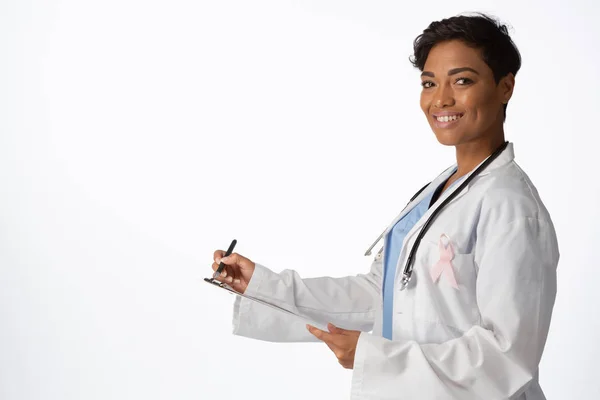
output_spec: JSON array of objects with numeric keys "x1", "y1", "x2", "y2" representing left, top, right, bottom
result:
[
  {"x1": 471, "y1": 162, "x2": 560, "y2": 266},
  {"x1": 474, "y1": 160, "x2": 554, "y2": 225}
]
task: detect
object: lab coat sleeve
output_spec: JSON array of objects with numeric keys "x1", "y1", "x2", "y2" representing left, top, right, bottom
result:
[
  {"x1": 350, "y1": 217, "x2": 559, "y2": 400},
  {"x1": 232, "y1": 254, "x2": 382, "y2": 343}
]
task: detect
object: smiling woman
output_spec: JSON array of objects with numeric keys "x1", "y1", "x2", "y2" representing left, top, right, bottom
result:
[
  {"x1": 412, "y1": 13, "x2": 522, "y2": 194},
  {"x1": 209, "y1": 12, "x2": 559, "y2": 400}
]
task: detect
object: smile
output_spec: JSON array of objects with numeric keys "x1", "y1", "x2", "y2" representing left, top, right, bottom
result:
[
  {"x1": 435, "y1": 113, "x2": 463, "y2": 122},
  {"x1": 432, "y1": 113, "x2": 464, "y2": 128}
]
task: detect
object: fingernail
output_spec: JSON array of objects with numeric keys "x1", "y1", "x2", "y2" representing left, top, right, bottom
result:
[
  {"x1": 220, "y1": 270, "x2": 227, "y2": 278},
  {"x1": 216, "y1": 258, "x2": 222, "y2": 264},
  {"x1": 233, "y1": 279, "x2": 240, "y2": 284},
  {"x1": 226, "y1": 276, "x2": 233, "y2": 283},
  {"x1": 221, "y1": 257, "x2": 229, "y2": 263}
]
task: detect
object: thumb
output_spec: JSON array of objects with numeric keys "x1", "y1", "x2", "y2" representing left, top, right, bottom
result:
[
  {"x1": 219, "y1": 253, "x2": 237, "y2": 265},
  {"x1": 219, "y1": 253, "x2": 250, "y2": 268}
]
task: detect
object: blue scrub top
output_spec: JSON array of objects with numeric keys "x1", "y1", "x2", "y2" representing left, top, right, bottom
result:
[{"x1": 382, "y1": 170, "x2": 465, "y2": 340}]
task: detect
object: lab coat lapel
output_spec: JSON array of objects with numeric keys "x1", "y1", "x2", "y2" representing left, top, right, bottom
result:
[
  {"x1": 364, "y1": 142, "x2": 515, "y2": 256},
  {"x1": 400, "y1": 142, "x2": 515, "y2": 247},
  {"x1": 383, "y1": 166, "x2": 457, "y2": 236},
  {"x1": 401, "y1": 176, "x2": 470, "y2": 246},
  {"x1": 363, "y1": 166, "x2": 455, "y2": 256}
]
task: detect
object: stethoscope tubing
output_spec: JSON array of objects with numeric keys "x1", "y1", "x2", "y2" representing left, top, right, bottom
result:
[
  {"x1": 362, "y1": 141, "x2": 510, "y2": 290},
  {"x1": 398, "y1": 141, "x2": 509, "y2": 290}
]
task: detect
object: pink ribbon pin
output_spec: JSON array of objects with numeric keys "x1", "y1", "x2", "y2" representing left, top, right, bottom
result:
[{"x1": 430, "y1": 234, "x2": 459, "y2": 290}]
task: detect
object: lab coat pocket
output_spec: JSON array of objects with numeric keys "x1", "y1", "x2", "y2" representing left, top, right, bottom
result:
[{"x1": 413, "y1": 237, "x2": 480, "y2": 334}]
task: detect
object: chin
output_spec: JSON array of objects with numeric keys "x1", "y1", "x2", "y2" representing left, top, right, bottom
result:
[{"x1": 431, "y1": 129, "x2": 465, "y2": 146}]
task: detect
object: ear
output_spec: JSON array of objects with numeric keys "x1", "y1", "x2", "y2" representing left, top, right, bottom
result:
[{"x1": 499, "y1": 73, "x2": 515, "y2": 104}]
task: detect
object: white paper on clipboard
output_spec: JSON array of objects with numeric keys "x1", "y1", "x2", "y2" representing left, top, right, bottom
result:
[{"x1": 203, "y1": 278, "x2": 321, "y2": 326}]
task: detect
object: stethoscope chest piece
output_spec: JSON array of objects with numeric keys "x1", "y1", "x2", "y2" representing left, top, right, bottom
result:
[{"x1": 399, "y1": 273, "x2": 412, "y2": 291}]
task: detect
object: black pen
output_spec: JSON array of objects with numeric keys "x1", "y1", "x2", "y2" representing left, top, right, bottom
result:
[{"x1": 212, "y1": 239, "x2": 237, "y2": 280}]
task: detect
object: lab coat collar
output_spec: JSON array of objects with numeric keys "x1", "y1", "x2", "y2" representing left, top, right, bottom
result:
[
  {"x1": 476, "y1": 141, "x2": 514, "y2": 177},
  {"x1": 364, "y1": 142, "x2": 515, "y2": 256},
  {"x1": 400, "y1": 142, "x2": 515, "y2": 239},
  {"x1": 407, "y1": 141, "x2": 515, "y2": 215}
]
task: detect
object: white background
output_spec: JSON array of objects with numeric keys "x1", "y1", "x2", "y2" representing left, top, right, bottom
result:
[{"x1": 1, "y1": 0, "x2": 599, "y2": 399}]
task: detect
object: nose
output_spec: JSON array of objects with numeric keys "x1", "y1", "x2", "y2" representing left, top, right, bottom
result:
[{"x1": 433, "y1": 83, "x2": 455, "y2": 108}]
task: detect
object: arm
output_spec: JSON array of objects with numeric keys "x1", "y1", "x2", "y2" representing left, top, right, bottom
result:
[
  {"x1": 233, "y1": 252, "x2": 383, "y2": 342},
  {"x1": 350, "y1": 218, "x2": 558, "y2": 399}
]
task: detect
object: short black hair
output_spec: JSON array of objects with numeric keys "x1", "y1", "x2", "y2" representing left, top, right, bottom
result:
[{"x1": 410, "y1": 13, "x2": 521, "y2": 120}]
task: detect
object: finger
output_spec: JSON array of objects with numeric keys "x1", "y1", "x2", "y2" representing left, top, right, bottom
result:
[
  {"x1": 217, "y1": 255, "x2": 238, "y2": 277},
  {"x1": 327, "y1": 323, "x2": 345, "y2": 334},
  {"x1": 221, "y1": 252, "x2": 248, "y2": 268},
  {"x1": 212, "y1": 260, "x2": 237, "y2": 277},
  {"x1": 327, "y1": 323, "x2": 360, "y2": 337},
  {"x1": 307, "y1": 325, "x2": 340, "y2": 356},
  {"x1": 211, "y1": 262, "x2": 228, "y2": 277},
  {"x1": 219, "y1": 252, "x2": 237, "y2": 266},
  {"x1": 213, "y1": 250, "x2": 226, "y2": 264},
  {"x1": 220, "y1": 253, "x2": 256, "y2": 275},
  {"x1": 211, "y1": 262, "x2": 236, "y2": 283},
  {"x1": 211, "y1": 262, "x2": 221, "y2": 273},
  {"x1": 214, "y1": 275, "x2": 235, "y2": 285},
  {"x1": 306, "y1": 325, "x2": 336, "y2": 343}
]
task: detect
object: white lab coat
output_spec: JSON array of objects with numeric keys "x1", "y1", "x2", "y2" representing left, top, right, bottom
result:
[{"x1": 232, "y1": 143, "x2": 559, "y2": 400}]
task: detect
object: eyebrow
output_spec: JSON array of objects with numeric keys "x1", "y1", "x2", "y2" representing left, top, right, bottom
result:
[{"x1": 420, "y1": 67, "x2": 480, "y2": 78}]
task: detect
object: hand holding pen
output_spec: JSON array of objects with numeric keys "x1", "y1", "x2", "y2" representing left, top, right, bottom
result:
[{"x1": 211, "y1": 239, "x2": 256, "y2": 294}]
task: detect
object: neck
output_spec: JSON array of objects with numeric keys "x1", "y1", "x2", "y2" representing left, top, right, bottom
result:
[{"x1": 454, "y1": 132, "x2": 505, "y2": 177}]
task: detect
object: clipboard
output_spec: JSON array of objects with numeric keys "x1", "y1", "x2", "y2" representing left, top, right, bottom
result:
[{"x1": 203, "y1": 278, "x2": 321, "y2": 326}]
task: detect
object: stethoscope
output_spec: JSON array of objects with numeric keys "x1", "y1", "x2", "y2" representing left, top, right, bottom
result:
[{"x1": 363, "y1": 141, "x2": 510, "y2": 291}]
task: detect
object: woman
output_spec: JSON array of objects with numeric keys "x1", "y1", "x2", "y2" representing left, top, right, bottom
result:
[{"x1": 210, "y1": 13, "x2": 559, "y2": 400}]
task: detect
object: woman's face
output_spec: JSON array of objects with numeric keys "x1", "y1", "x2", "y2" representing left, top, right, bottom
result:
[{"x1": 420, "y1": 40, "x2": 514, "y2": 146}]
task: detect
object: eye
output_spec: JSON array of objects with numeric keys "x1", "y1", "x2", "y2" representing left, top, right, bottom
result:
[
  {"x1": 421, "y1": 80, "x2": 435, "y2": 89},
  {"x1": 455, "y1": 77, "x2": 473, "y2": 85}
]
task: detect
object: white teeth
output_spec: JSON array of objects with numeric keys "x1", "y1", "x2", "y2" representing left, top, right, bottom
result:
[{"x1": 436, "y1": 114, "x2": 461, "y2": 122}]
